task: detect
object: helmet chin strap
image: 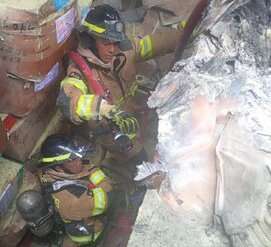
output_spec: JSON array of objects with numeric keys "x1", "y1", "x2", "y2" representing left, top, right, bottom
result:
[
  {"x1": 82, "y1": 159, "x2": 90, "y2": 165},
  {"x1": 44, "y1": 167, "x2": 93, "y2": 180}
]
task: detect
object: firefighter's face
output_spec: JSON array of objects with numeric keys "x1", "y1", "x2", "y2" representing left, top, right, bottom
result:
[
  {"x1": 96, "y1": 38, "x2": 119, "y2": 63},
  {"x1": 63, "y1": 158, "x2": 83, "y2": 174}
]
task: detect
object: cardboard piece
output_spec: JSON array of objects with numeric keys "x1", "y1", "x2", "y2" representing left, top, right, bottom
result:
[
  {"x1": 0, "y1": 62, "x2": 63, "y2": 117},
  {"x1": 3, "y1": 90, "x2": 57, "y2": 162}
]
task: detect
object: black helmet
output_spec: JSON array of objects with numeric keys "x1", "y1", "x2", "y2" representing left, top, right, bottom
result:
[
  {"x1": 40, "y1": 134, "x2": 93, "y2": 167},
  {"x1": 16, "y1": 190, "x2": 54, "y2": 237},
  {"x1": 78, "y1": 4, "x2": 132, "y2": 51}
]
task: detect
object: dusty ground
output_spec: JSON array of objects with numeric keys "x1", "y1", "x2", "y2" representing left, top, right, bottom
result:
[{"x1": 128, "y1": 190, "x2": 229, "y2": 247}]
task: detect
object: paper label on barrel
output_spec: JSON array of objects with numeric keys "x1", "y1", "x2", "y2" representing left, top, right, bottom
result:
[
  {"x1": 54, "y1": 0, "x2": 69, "y2": 11},
  {"x1": 34, "y1": 63, "x2": 60, "y2": 92},
  {"x1": 55, "y1": 7, "x2": 76, "y2": 44}
]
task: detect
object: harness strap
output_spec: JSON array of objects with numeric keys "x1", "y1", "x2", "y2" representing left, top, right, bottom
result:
[{"x1": 43, "y1": 180, "x2": 90, "y2": 194}]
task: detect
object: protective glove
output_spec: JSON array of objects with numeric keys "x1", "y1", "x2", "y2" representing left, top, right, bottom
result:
[
  {"x1": 98, "y1": 100, "x2": 139, "y2": 139},
  {"x1": 99, "y1": 99, "x2": 117, "y2": 119},
  {"x1": 110, "y1": 110, "x2": 139, "y2": 140}
]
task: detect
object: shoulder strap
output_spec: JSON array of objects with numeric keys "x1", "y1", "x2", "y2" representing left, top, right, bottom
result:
[
  {"x1": 42, "y1": 180, "x2": 88, "y2": 193},
  {"x1": 68, "y1": 51, "x2": 113, "y2": 103}
]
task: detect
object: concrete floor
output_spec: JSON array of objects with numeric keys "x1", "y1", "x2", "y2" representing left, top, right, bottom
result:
[{"x1": 128, "y1": 190, "x2": 229, "y2": 247}]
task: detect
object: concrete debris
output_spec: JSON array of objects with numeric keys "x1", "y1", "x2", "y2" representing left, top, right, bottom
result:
[
  {"x1": 129, "y1": 190, "x2": 229, "y2": 247},
  {"x1": 130, "y1": 0, "x2": 271, "y2": 246},
  {"x1": 143, "y1": 0, "x2": 200, "y2": 25}
]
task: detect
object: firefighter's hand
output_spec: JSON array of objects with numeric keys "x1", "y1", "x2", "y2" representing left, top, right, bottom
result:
[
  {"x1": 99, "y1": 99, "x2": 117, "y2": 119},
  {"x1": 111, "y1": 111, "x2": 139, "y2": 139}
]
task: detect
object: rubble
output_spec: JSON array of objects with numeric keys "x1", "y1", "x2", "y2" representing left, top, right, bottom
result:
[
  {"x1": 130, "y1": 0, "x2": 271, "y2": 246},
  {"x1": 143, "y1": 0, "x2": 200, "y2": 26},
  {"x1": 0, "y1": 0, "x2": 269, "y2": 246}
]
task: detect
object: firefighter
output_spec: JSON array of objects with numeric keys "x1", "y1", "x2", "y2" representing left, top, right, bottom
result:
[
  {"x1": 36, "y1": 134, "x2": 113, "y2": 246},
  {"x1": 57, "y1": 4, "x2": 183, "y2": 181}
]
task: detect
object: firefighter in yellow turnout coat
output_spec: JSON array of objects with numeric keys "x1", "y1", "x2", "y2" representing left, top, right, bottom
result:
[
  {"x1": 57, "y1": 4, "x2": 182, "y2": 179},
  {"x1": 38, "y1": 134, "x2": 113, "y2": 246}
]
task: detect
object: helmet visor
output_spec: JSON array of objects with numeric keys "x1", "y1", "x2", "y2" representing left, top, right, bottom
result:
[
  {"x1": 78, "y1": 20, "x2": 132, "y2": 51},
  {"x1": 40, "y1": 141, "x2": 94, "y2": 166}
]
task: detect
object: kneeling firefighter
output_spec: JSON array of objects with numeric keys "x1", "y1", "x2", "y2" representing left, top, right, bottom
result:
[
  {"x1": 18, "y1": 134, "x2": 114, "y2": 246},
  {"x1": 57, "y1": 4, "x2": 183, "y2": 181}
]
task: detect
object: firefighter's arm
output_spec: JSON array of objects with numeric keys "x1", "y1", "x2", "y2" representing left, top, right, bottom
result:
[
  {"x1": 56, "y1": 77, "x2": 115, "y2": 124},
  {"x1": 89, "y1": 167, "x2": 113, "y2": 192},
  {"x1": 57, "y1": 77, "x2": 139, "y2": 140},
  {"x1": 135, "y1": 28, "x2": 183, "y2": 62}
]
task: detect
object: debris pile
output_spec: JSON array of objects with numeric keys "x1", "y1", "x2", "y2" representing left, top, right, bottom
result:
[{"x1": 131, "y1": 1, "x2": 271, "y2": 246}]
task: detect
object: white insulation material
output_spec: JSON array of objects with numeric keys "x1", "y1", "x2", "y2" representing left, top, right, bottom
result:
[{"x1": 129, "y1": 0, "x2": 271, "y2": 246}]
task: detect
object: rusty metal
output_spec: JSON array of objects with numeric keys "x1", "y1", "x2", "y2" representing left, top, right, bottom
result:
[
  {"x1": 170, "y1": 0, "x2": 208, "y2": 69},
  {"x1": 0, "y1": 119, "x2": 7, "y2": 154}
]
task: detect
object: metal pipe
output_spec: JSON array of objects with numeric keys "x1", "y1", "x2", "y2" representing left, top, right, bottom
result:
[{"x1": 170, "y1": 0, "x2": 209, "y2": 69}]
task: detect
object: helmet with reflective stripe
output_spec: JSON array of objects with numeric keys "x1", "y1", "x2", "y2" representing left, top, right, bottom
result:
[
  {"x1": 78, "y1": 4, "x2": 132, "y2": 51},
  {"x1": 40, "y1": 134, "x2": 92, "y2": 167}
]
